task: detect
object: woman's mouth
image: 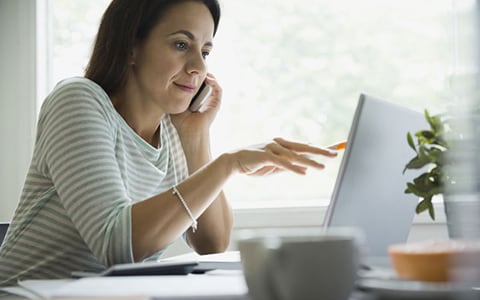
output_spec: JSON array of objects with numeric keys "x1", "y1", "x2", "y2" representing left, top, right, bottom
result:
[{"x1": 174, "y1": 82, "x2": 195, "y2": 93}]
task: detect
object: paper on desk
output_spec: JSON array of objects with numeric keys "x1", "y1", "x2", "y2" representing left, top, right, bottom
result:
[
  {"x1": 49, "y1": 274, "x2": 249, "y2": 299},
  {"x1": 160, "y1": 250, "x2": 242, "y2": 272},
  {"x1": 0, "y1": 279, "x2": 74, "y2": 299},
  {"x1": 1, "y1": 285, "x2": 39, "y2": 299},
  {"x1": 3, "y1": 280, "x2": 147, "y2": 300},
  {"x1": 161, "y1": 250, "x2": 241, "y2": 263}
]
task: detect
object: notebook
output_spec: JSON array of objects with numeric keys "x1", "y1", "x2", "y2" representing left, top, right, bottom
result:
[
  {"x1": 324, "y1": 93, "x2": 425, "y2": 265},
  {"x1": 72, "y1": 251, "x2": 242, "y2": 278}
]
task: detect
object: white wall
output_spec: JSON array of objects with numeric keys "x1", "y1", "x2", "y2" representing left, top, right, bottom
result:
[{"x1": 0, "y1": 0, "x2": 38, "y2": 221}]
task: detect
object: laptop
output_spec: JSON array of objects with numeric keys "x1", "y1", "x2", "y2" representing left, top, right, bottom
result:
[{"x1": 324, "y1": 93, "x2": 425, "y2": 266}]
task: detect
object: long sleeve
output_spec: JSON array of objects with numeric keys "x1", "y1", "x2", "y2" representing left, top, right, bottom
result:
[{"x1": 36, "y1": 78, "x2": 134, "y2": 266}]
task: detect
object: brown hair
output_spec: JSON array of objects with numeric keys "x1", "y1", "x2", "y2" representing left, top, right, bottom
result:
[{"x1": 84, "y1": 0, "x2": 221, "y2": 95}]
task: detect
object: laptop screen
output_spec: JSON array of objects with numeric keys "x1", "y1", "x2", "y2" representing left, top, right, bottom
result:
[{"x1": 324, "y1": 94, "x2": 424, "y2": 259}]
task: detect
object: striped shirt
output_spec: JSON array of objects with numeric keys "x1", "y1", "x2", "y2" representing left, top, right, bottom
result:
[{"x1": 0, "y1": 77, "x2": 189, "y2": 286}]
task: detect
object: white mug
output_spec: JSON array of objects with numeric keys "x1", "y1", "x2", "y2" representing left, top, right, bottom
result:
[{"x1": 238, "y1": 227, "x2": 363, "y2": 300}]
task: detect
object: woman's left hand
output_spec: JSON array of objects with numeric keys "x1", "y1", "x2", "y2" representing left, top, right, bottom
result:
[{"x1": 170, "y1": 73, "x2": 222, "y2": 138}]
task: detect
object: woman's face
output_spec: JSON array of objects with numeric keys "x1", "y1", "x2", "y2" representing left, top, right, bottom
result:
[{"x1": 131, "y1": 1, "x2": 214, "y2": 114}]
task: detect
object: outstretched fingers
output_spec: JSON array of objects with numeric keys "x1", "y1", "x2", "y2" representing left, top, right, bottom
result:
[
  {"x1": 233, "y1": 138, "x2": 342, "y2": 176},
  {"x1": 234, "y1": 149, "x2": 308, "y2": 175},
  {"x1": 266, "y1": 152, "x2": 309, "y2": 175},
  {"x1": 273, "y1": 137, "x2": 338, "y2": 158},
  {"x1": 266, "y1": 142, "x2": 325, "y2": 171}
]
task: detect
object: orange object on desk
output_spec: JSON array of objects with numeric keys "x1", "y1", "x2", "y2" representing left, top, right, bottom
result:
[{"x1": 388, "y1": 240, "x2": 480, "y2": 282}]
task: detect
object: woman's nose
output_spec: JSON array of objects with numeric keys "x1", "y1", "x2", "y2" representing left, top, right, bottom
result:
[{"x1": 186, "y1": 51, "x2": 207, "y2": 75}]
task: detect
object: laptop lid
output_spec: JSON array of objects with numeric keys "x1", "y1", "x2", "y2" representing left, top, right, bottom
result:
[{"x1": 324, "y1": 94, "x2": 424, "y2": 260}]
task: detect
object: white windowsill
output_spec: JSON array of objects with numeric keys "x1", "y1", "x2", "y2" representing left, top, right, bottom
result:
[
  {"x1": 164, "y1": 199, "x2": 448, "y2": 257},
  {"x1": 232, "y1": 199, "x2": 446, "y2": 230}
]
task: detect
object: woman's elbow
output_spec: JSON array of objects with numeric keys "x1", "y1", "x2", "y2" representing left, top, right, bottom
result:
[
  {"x1": 195, "y1": 243, "x2": 229, "y2": 255},
  {"x1": 193, "y1": 235, "x2": 231, "y2": 255}
]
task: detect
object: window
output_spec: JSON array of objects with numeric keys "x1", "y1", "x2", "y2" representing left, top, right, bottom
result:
[{"x1": 45, "y1": 0, "x2": 477, "y2": 210}]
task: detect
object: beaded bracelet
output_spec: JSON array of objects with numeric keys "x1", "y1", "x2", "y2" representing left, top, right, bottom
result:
[{"x1": 172, "y1": 186, "x2": 198, "y2": 232}]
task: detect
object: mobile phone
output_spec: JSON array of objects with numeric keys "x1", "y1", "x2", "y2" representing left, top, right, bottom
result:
[{"x1": 189, "y1": 82, "x2": 212, "y2": 112}]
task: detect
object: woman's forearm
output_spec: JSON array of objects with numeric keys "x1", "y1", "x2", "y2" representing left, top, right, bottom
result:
[
  {"x1": 180, "y1": 132, "x2": 233, "y2": 254},
  {"x1": 130, "y1": 135, "x2": 334, "y2": 261},
  {"x1": 131, "y1": 152, "x2": 234, "y2": 261}
]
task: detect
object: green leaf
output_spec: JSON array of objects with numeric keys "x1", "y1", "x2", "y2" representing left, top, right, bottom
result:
[
  {"x1": 405, "y1": 155, "x2": 431, "y2": 170},
  {"x1": 431, "y1": 115, "x2": 444, "y2": 134},
  {"x1": 407, "y1": 132, "x2": 417, "y2": 152},
  {"x1": 410, "y1": 174, "x2": 441, "y2": 197},
  {"x1": 419, "y1": 130, "x2": 435, "y2": 140},
  {"x1": 418, "y1": 145, "x2": 429, "y2": 159},
  {"x1": 415, "y1": 196, "x2": 436, "y2": 221},
  {"x1": 416, "y1": 198, "x2": 431, "y2": 213},
  {"x1": 428, "y1": 186, "x2": 443, "y2": 197},
  {"x1": 405, "y1": 182, "x2": 416, "y2": 194},
  {"x1": 428, "y1": 202, "x2": 436, "y2": 220},
  {"x1": 405, "y1": 182, "x2": 427, "y2": 198}
]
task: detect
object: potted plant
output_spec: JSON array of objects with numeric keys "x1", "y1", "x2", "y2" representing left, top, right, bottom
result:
[
  {"x1": 405, "y1": 106, "x2": 480, "y2": 239},
  {"x1": 403, "y1": 110, "x2": 450, "y2": 220}
]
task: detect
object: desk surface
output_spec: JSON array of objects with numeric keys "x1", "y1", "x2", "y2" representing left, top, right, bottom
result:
[
  {"x1": 1, "y1": 266, "x2": 477, "y2": 300},
  {"x1": 0, "y1": 271, "x2": 378, "y2": 300},
  {"x1": 3, "y1": 273, "x2": 471, "y2": 300}
]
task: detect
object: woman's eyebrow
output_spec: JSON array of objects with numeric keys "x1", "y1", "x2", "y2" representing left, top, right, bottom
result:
[{"x1": 168, "y1": 29, "x2": 213, "y2": 47}]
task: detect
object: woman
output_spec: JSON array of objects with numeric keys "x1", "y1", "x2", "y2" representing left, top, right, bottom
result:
[{"x1": 0, "y1": 0, "x2": 338, "y2": 286}]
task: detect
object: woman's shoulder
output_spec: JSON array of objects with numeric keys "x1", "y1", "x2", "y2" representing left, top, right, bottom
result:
[
  {"x1": 51, "y1": 76, "x2": 108, "y2": 99},
  {"x1": 42, "y1": 77, "x2": 114, "y2": 112},
  {"x1": 38, "y1": 76, "x2": 117, "y2": 125}
]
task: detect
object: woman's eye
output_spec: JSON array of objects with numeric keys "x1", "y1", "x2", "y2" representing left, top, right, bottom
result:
[
  {"x1": 202, "y1": 51, "x2": 210, "y2": 59},
  {"x1": 175, "y1": 42, "x2": 188, "y2": 50}
]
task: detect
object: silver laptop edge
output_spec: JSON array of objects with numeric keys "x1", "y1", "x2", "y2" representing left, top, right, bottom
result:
[{"x1": 323, "y1": 93, "x2": 424, "y2": 261}]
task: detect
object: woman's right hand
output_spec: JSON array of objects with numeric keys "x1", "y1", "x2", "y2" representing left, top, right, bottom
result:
[{"x1": 227, "y1": 137, "x2": 338, "y2": 176}]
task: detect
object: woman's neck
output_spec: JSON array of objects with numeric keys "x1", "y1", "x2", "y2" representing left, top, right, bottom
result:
[{"x1": 110, "y1": 90, "x2": 164, "y2": 148}]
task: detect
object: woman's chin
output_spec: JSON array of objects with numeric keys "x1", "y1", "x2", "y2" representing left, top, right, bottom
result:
[{"x1": 169, "y1": 105, "x2": 190, "y2": 115}]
